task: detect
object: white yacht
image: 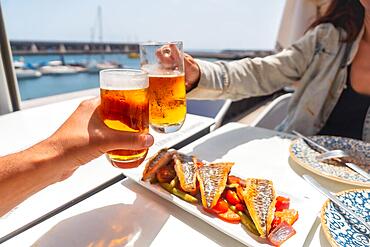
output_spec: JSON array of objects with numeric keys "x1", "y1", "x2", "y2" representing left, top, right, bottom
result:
[
  {"x1": 39, "y1": 60, "x2": 84, "y2": 75},
  {"x1": 15, "y1": 68, "x2": 42, "y2": 79},
  {"x1": 86, "y1": 60, "x2": 120, "y2": 73},
  {"x1": 13, "y1": 60, "x2": 42, "y2": 79}
]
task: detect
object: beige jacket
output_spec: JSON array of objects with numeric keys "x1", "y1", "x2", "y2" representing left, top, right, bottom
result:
[{"x1": 188, "y1": 23, "x2": 369, "y2": 141}]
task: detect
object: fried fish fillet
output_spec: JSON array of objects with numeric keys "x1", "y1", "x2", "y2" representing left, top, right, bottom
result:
[
  {"x1": 197, "y1": 162, "x2": 234, "y2": 208},
  {"x1": 173, "y1": 152, "x2": 198, "y2": 193},
  {"x1": 142, "y1": 148, "x2": 174, "y2": 182},
  {"x1": 243, "y1": 178, "x2": 276, "y2": 238}
]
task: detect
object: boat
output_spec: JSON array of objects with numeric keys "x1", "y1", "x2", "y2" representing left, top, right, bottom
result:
[
  {"x1": 128, "y1": 52, "x2": 139, "y2": 59},
  {"x1": 86, "y1": 61, "x2": 121, "y2": 73},
  {"x1": 13, "y1": 59, "x2": 42, "y2": 79},
  {"x1": 15, "y1": 68, "x2": 42, "y2": 79},
  {"x1": 39, "y1": 60, "x2": 81, "y2": 75}
]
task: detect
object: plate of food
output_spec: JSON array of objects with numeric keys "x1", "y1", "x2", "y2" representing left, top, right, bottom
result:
[
  {"x1": 321, "y1": 189, "x2": 370, "y2": 247},
  {"x1": 289, "y1": 136, "x2": 370, "y2": 187},
  {"x1": 124, "y1": 148, "x2": 321, "y2": 247}
]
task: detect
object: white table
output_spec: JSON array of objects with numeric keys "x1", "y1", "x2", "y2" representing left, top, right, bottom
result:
[
  {"x1": 2, "y1": 123, "x2": 363, "y2": 246},
  {"x1": 0, "y1": 97, "x2": 214, "y2": 240}
]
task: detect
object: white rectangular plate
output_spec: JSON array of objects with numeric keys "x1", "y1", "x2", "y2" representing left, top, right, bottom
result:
[{"x1": 124, "y1": 123, "x2": 324, "y2": 247}]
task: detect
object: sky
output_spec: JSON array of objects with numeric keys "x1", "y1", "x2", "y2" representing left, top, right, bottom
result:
[{"x1": 1, "y1": 0, "x2": 286, "y2": 50}]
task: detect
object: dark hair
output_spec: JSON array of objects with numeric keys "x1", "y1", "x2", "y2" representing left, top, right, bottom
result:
[{"x1": 309, "y1": 0, "x2": 364, "y2": 42}]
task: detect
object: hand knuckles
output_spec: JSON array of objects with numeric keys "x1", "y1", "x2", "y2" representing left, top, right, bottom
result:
[{"x1": 79, "y1": 98, "x2": 98, "y2": 109}]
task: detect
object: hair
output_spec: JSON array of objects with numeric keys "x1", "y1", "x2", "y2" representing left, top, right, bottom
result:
[{"x1": 309, "y1": 0, "x2": 365, "y2": 42}]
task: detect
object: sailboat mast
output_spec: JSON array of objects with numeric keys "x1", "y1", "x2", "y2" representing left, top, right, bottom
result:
[{"x1": 97, "y1": 6, "x2": 104, "y2": 61}]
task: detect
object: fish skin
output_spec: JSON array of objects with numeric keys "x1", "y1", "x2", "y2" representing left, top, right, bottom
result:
[
  {"x1": 243, "y1": 178, "x2": 276, "y2": 238},
  {"x1": 197, "y1": 162, "x2": 234, "y2": 208},
  {"x1": 173, "y1": 152, "x2": 198, "y2": 193},
  {"x1": 142, "y1": 148, "x2": 174, "y2": 182}
]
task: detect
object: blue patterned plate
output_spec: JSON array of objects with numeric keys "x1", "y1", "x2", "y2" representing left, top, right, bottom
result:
[
  {"x1": 289, "y1": 136, "x2": 370, "y2": 187},
  {"x1": 321, "y1": 189, "x2": 370, "y2": 247}
]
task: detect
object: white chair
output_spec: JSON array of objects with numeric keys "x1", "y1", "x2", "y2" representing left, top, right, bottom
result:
[
  {"x1": 187, "y1": 99, "x2": 232, "y2": 132},
  {"x1": 250, "y1": 93, "x2": 292, "y2": 130}
]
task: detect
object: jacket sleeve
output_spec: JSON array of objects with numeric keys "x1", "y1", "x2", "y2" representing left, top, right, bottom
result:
[{"x1": 187, "y1": 24, "x2": 334, "y2": 101}]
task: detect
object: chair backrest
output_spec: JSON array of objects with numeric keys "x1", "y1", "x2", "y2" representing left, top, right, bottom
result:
[
  {"x1": 251, "y1": 93, "x2": 292, "y2": 130},
  {"x1": 187, "y1": 99, "x2": 232, "y2": 131}
]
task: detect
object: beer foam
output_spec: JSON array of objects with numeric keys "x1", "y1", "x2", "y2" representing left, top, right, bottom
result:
[
  {"x1": 141, "y1": 64, "x2": 184, "y2": 76},
  {"x1": 100, "y1": 69, "x2": 149, "y2": 90}
]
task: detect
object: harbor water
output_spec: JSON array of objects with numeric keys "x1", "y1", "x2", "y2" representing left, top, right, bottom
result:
[{"x1": 14, "y1": 54, "x2": 140, "y2": 100}]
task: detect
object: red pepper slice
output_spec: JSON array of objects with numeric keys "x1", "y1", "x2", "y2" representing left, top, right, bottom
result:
[
  {"x1": 235, "y1": 203, "x2": 246, "y2": 212},
  {"x1": 275, "y1": 196, "x2": 290, "y2": 211},
  {"x1": 217, "y1": 208, "x2": 241, "y2": 224},
  {"x1": 268, "y1": 221, "x2": 296, "y2": 246},
  {"x1": 225, "y1": 189, "x2": 241, "y2": 205},
  {"x1": 204, "y1": 199, "x2": 228, "y2": 215},
  {"x1": 271, "y1": 216, "x2": 282, "y2": 231}
]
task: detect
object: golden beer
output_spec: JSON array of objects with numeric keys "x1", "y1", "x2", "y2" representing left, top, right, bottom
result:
[
  {"x1": 140, "y1": 41, "x2": 186, "y2": 133},
  {"x1": 99, "y1": 69, "x2": 149, "y2": 167},
  {"x1": 149, "y1": 74, "x2": 186, "y2": 132},
  {"x1": 100, "y1": 88, "x2": 149, "y2": 164}
]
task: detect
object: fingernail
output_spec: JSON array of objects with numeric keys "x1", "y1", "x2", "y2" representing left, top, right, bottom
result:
[{"x1": 145, "y1": 135, "x2": 154, "y2": 146}]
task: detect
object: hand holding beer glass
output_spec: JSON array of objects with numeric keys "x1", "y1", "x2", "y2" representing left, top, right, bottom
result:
[
  {"x1": 140, "y1": 41, "x2": 186, "y2": 133},
  {"x1": 100, "y1": 69, "x2": 149, "y2": 167}
]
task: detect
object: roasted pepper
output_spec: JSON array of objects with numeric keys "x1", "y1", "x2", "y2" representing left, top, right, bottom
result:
[
  {"x1": 170, "y1": 177, "x2": 178, "y2": 188},
  {"x1": 275, "y1": 196, "x2": 290, "y2": 212},
  {"x1": 225, "y1": 189, "x2": 241, "y2": 205},
  {"x1": 235, "y1": 203, "x2": 246, "y2": 212},
  {"x1": 229, "y1": 205, "x2": 259, "y2": 235},
  {"x1": 239, "y1": 211, "x2": 259, "y2": 235},
  {"x1": 204, "y1": 199, "x2": 229, "y2": 215},
  {"x1": 160, "y1": 182, "x2": 198, "y2": 203},
  {"x1": 217, "y1": 208, "x2": 241, "y2": 224}
]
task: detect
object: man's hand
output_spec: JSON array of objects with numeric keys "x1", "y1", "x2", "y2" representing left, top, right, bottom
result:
[
  {"x1": 49, "y1": 98, "x2": 154, "y2": 170},
  {"x1": 0, "y1": 97, "x2": 154, "y2": 215}
]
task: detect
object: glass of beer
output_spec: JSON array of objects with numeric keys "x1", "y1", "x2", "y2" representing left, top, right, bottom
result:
[
  {"x1": 99, "y1": 69, "x2": 149, "y2": 166},
  {"x1": 140, "y1": 41, "x2": 186, "y2": 133}
]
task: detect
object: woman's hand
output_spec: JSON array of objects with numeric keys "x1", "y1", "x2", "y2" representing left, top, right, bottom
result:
[
  {"x1": 155, "y1": 44, "x2": 201, "y2": 91},
  {"x1": 48, "y1": 97, "x2": 154, "y2": 171},
  {"x1": 184, "y1": 53, "x2": 201, "y2": 91}
]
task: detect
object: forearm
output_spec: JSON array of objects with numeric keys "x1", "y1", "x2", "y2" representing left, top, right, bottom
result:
[
  {"x1": 0, "y1": 98, "x2": 155, "y2": 216},
  {"x1": 187, "y1": 57, "x2": 298, "y2": 101},
  {"x1": 0, "y1": 137, "x2": 69, "y2": 216}
]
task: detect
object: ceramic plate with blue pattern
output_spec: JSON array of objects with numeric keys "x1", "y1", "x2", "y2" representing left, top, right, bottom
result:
[
  {"x1": 321, "y1": 189, "x2": 370, "y2": 247},
  {"x1": 289, "y1": 136, "x2": 370, "y2": 187}
]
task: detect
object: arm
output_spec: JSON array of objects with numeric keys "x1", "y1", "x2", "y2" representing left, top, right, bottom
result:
[
  {"x1": 0, "y1": 98, "x2": 153, "y2": 216},
  {"x1": 185, "y1": 24, "x2": 334, "y2": 100}
]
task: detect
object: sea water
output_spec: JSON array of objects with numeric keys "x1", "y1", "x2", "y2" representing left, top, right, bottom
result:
[{"x1": 14, "y1": 54, "x2": 140, "y2": 100}]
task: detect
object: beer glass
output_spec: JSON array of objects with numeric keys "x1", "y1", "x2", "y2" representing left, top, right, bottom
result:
[
  {"x1": 140, "y1": 41, "x2": 186, "y2": 133},
  {"x1": 100, "y1": 69, "x2": 149, "y2": 166}
]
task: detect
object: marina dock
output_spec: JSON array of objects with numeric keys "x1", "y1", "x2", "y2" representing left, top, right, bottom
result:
[
  {"x1": 10, "y1": 40, "x2": 139, "y2": 55},
  {"x1": 10, "y1": 40, "x2": 275, "y2": 60}
]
